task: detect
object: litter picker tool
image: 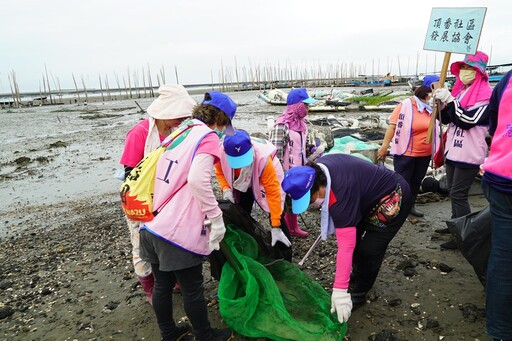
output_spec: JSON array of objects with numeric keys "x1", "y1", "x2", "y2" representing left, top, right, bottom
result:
[{"x1": 298, "y1": 233, "x2": 322, "y2": 267}]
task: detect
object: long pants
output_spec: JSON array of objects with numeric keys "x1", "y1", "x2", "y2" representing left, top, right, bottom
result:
[
  {"x1": 126, "y1": 217, "x2": 152, "y2": 277},
  {"x1": 393, "y1": 155, "x2": 431, "y2": 203},
  {"x1": 350, "y1": 177, "x2": 413, "y2": 294},
  {"x1": 482, "y1": 181, "x2": 512, "y2": 340},
  {"x1": 151, "y1": 263, "x2": 212, "y2": 340},
  {"x1": 446, "y1": 163, "x2": 479, "y2": 219}
]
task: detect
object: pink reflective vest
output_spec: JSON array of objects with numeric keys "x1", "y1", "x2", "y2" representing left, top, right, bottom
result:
[
  {"x1": 284, "y1": 128, "x2": 308, "y2": 170},
  {"x1": 142, "y1": 120, "x2": 217, "y2": 256}
]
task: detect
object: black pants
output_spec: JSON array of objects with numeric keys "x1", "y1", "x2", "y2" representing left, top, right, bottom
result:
[
  {"x1": 445, "y1": 163, "x2": 479, "y2": 218},
  {"x1": 393, "y1": 155, "x2": 431, "y2": 202},
  {"x1": 151, "y1": 263, "x2": 211, "y2": 340},
  {"x1": 350, "y1": 177, "x2": 413, "y2": 294},
  {"x1": 238, "y1": 190, "x2": 292, "y2": 261}
]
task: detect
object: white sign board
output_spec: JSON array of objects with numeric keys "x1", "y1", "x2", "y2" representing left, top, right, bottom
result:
[{"x1": 424, "y1": 7, "x2": 486, "y2": 55}]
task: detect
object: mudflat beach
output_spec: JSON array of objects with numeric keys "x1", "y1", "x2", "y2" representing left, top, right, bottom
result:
[{"x1": 0, "y1": 88, "x2": 492, "y2": 340}]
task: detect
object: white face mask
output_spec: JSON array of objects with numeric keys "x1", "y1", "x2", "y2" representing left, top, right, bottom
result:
[
  {"x1": 459, "y1": 69, "x2": 477, "y2": 85},
  {"x1": 309, "y1": 196, "x2": 325, "y2": 209}
]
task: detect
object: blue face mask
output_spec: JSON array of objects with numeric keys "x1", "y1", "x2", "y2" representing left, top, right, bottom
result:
[{"x1": 214, "y1": 127, "x2": 225, "y2": 138}]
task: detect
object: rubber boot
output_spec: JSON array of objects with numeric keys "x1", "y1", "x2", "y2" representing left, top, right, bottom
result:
[
  {"x1": 285, "y1": 213, "x2": 308, "y2": 237},
  {"x1": 138, "y1": 273, "x2": 154, "y2": 305}
]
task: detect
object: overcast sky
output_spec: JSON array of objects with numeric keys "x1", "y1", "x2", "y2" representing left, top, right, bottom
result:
[{"x1": 1, "y1": 0, "x2": 510, "y2": 93}]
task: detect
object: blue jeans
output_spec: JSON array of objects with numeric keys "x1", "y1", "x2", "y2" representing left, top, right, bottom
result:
[{"x1": 482, "y1": 181, "x2": 512, "y2": 340}]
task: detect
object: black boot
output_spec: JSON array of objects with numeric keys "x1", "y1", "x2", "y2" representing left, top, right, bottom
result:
[
  {"x1": 410, "y1": 206, "x2": 424, "y2": 217},
  {"x1": 162, "y1": 324, "x2": 191, "y2": 341},
  {"x1": 440, "y1": 240, "x2": 458, "y2": 250},
  {"x1": 195, "y1": 328, "x2": 233, "y2": 341},
  {"x1": 434, "y1": 227, "x2": 450, "y2": 234}
]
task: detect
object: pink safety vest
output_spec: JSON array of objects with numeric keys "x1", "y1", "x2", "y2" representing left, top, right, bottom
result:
[
  {"x1": 483, "y1": 79, "x2": 512, "y2": 179},
  {"x1": 284, "y1": 127, "x2": 308, "y2": 170},
  {"x1": 390, "y1": 98, "x2": 439, "y2": 156},
  {"x1": 219, "y1": 138, "x2": 286, "y2": 212},
  {"x1": 142, "y1": 119, "x2": 217, "y2": 256},
  {"x1": 445, "y1": 100, "x2": 489, "y2": 166}
]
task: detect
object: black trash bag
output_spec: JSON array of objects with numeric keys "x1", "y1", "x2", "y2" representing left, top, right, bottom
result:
[
  {"x1": 445, "y1": 207, "x2": 491, "y2": 286},
  {"x1": 209, "y1": 200, "x2": 292, "y2": 280}
]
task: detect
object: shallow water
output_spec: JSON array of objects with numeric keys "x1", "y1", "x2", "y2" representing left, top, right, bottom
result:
[{"x1": 0, "y1": 87, "x2": 399, "y2": 236}]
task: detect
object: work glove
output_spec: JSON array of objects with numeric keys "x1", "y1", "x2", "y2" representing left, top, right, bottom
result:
[
  {"x1": 208, "y1": 214, "x2": 226, "y2": 251},
  {"x1": 223, "y1": 189, "x2": 235, "y2": 203},
  {"x1": 271, "y1": 228, "x2": 292, "y2": 247},
  {"x1": 433, "y1": 87, "x2": 454, "y2": 104},
  {"x1": 331, "y1": 288, "x2": 352, "y2": 323}
]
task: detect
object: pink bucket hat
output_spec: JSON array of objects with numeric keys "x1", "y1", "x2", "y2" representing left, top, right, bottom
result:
[{"x1": 450, "y1": 51, "x2": 489, "y2": 77}]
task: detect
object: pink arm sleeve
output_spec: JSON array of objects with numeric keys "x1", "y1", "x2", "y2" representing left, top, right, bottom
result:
[
  {"x1": 188, "y1": 153, "x2": 222, "y2": 219},
  {"x1": 333, "y1": 227, "x2": 357, "y2": 290}
]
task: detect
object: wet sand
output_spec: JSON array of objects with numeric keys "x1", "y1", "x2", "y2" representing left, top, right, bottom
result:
[{"x1": 0, "y1": 90, "x2": 492, "y2": 340}]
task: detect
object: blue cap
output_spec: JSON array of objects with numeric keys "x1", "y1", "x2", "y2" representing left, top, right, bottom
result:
[
  {"x1": 281, "y1": 166, "x2": 316, "y2": 214},
  {"x1": 422, "y1": 75, "x2": 440, "y2": 88},
  {"x1": 202, "y1": 91, "x2": 237, "y2": 135},
  {"x1": 223, "y1": 130, "x2": 254, "y2": 169},
  {"x1": 286, "y1": 88, "x2": 316, "y2": 105}
]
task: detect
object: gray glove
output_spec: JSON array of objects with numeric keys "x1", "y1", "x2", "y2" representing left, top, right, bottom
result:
[
  {"x1": 271, "y1": 228, "x2": 291, "y2": 247},
  {"x1": 208, "y1": 214, "x2": 226, "y2": 251},
  {"x1": 434, "y1": 87, "x2": 454, "y2": 104},
  {"x1": 330, "y1": 288, "x2": 352, "y2": 323},
  {"x1": 223, "y1": 189, "x2": 235, "y2": 203}
]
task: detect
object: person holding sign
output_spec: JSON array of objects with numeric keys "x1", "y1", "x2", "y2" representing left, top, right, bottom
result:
[
  {"x1": 433, "y1": 51, "x2": 492, "y2": 250},
  {"x1": 377, "y1": 75, "x2": 440, "y2": 217},
  {"x1": 481, "y1": 69, "x2": 512, "y2": 341}
]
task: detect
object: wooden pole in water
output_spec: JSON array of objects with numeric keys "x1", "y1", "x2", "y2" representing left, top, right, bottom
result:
[
  {"x1": 105, "y1": 75, "x2": 112, "y2": 101},
  {"x1": 39, "y1": 80, "x2": 43, "y2": 106},
  {"x1": 160, "y1": 65, "x2": 166, "y2": 84},
  {"x1": 114, "y1": 72, "x2": 121, "y2": 100},
  {"x1": 174, "y1": 65, "x2": 179, "y2": 84},
  {"x1": 426, "y1": 52, "x2": 451, "y2": 143},
  {"x1": 72, "y1": 73, "x2": 81, "y2": 103},
  {"x1": 44, "y1": 64, "x2": 53, "y2": 105},
  {"x1": 234, "y1": 56, "x2": 240, "y2": 91},
  {"x1": 210, "y1": 69, "x2": 214, "y2": 91},
  {"x1": 56, "y1": 77, "x2": 63, "y2": 103},
  {"x1": 146, "y1": 64, "x2": 153, "y2": 97},
  {"x1": 81, "y1": 75, "x2": 89, "y2": 104},
  {"x1": 141, "y1": 67, "x2": 146, "y2": 98},
  {"x1": 8, "y1": 73, "x2": 18, "y2": 108},
  {"x1": 127, "y1": 67, "x2": 133, "y2": 99},
  {"x1": 98, "y1": 74, "x2": 105, "y2": 102}
]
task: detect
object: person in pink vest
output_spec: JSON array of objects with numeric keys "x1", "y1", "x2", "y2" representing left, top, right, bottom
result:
[
  {"x1": 480, "y1": 69, "x2": 512, "y2": 340},
  {"x1": 119, "y1": 84, "x2": 194, "y2": 304},
  {"x1": 433, "y1": 51, "x2": 492, "y2": 249},
  {"x1": 215, "y1": 129, "x2": 292, "y2": 260},
  {"x1": 378, "y1": 75, "x2": 440, "y2": 218},
  {"x1": 138, "y1": 91, "x2": 237, "y2": 341},
  {"x1": 270, "y1": 88, "x2": 316, "y2": 237},
  {"x1": 281, "y1": 155, "x2": 412, "y2": 323}
]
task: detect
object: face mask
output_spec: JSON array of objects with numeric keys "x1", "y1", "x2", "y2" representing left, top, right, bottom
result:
[
  {"x1": 214, "y1": 127, "x2": 225, "y2": 138},
  {"x1": 459, "y1": 69, "x2": 476, "y2": 85},
  {"x1": 309, "y1": 196, "x2": 325, "y2": 209}
]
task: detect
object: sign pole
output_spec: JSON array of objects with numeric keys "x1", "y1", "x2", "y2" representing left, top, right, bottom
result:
[{"x1": 426, "y1": 52, "x2": 451, "y2": 143}]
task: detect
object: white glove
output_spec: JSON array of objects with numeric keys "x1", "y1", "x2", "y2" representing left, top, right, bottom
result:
[
  {"x1": 208, "y1": 214, "x2": 226, "y2": 251},
  {"x1": 331, "y1": 288, "x2": 352, "y2": 323},
  {"x1": 223, "y1": 189, "x2": 235, "y2": 203},
  {"x1": 434, "y1": 88, "x2": 454, "y2": 104},
  {"x1": 271, "y1": 228, "x2": 292, "y2": 247}
]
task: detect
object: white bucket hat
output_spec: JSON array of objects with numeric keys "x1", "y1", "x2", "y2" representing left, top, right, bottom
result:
[{"x1": 146, "y1": 84, "x2": 196, "y2": 119}]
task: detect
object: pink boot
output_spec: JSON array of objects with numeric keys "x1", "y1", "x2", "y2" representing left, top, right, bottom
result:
[
  {"x1": 138, "y1": 273, "x2": 154, "y2": 305},
  {"x1": 285, "y1": 213, "x2": 309, "y2": 237}
]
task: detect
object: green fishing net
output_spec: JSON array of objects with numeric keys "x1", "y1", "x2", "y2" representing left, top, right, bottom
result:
[{"x1": 218, "y1": 226, "x2": 347, "y2": 341}]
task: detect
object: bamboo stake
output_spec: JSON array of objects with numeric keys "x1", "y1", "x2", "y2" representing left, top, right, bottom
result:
[
  {"x1": 8, "y1": 73, "x2": 17, "y2": 108},
  {"x1": 72, "y1": 73, "x2": 81, "y2": 104},
  {"x1": 105, "y1": 75, "x2": 112, "y2": 101},
  {"x1": 44, "y1": 64, "x2": 53, "y2": 105},
  {"x1": 98, "y1": 74, "x2": 105, "y2": 102},
  {"x1": 146, "y1": 63, "x2": 154, "y2": 97},
  {"x1": 39, "y1": 80, "x2": 43, "y2": 106},
  {"x1": 174, "y1": 65, "x2": 179, "y2": 84},
  {"x1": 127, "y1": 67, "x2": 132, "y2": 99},
  {"x1": 426, "y1": 52, "x2": 451, "y2": 144},
  {"x1": 81, "y1": 75, "x2": 89, "y2": 104}
]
